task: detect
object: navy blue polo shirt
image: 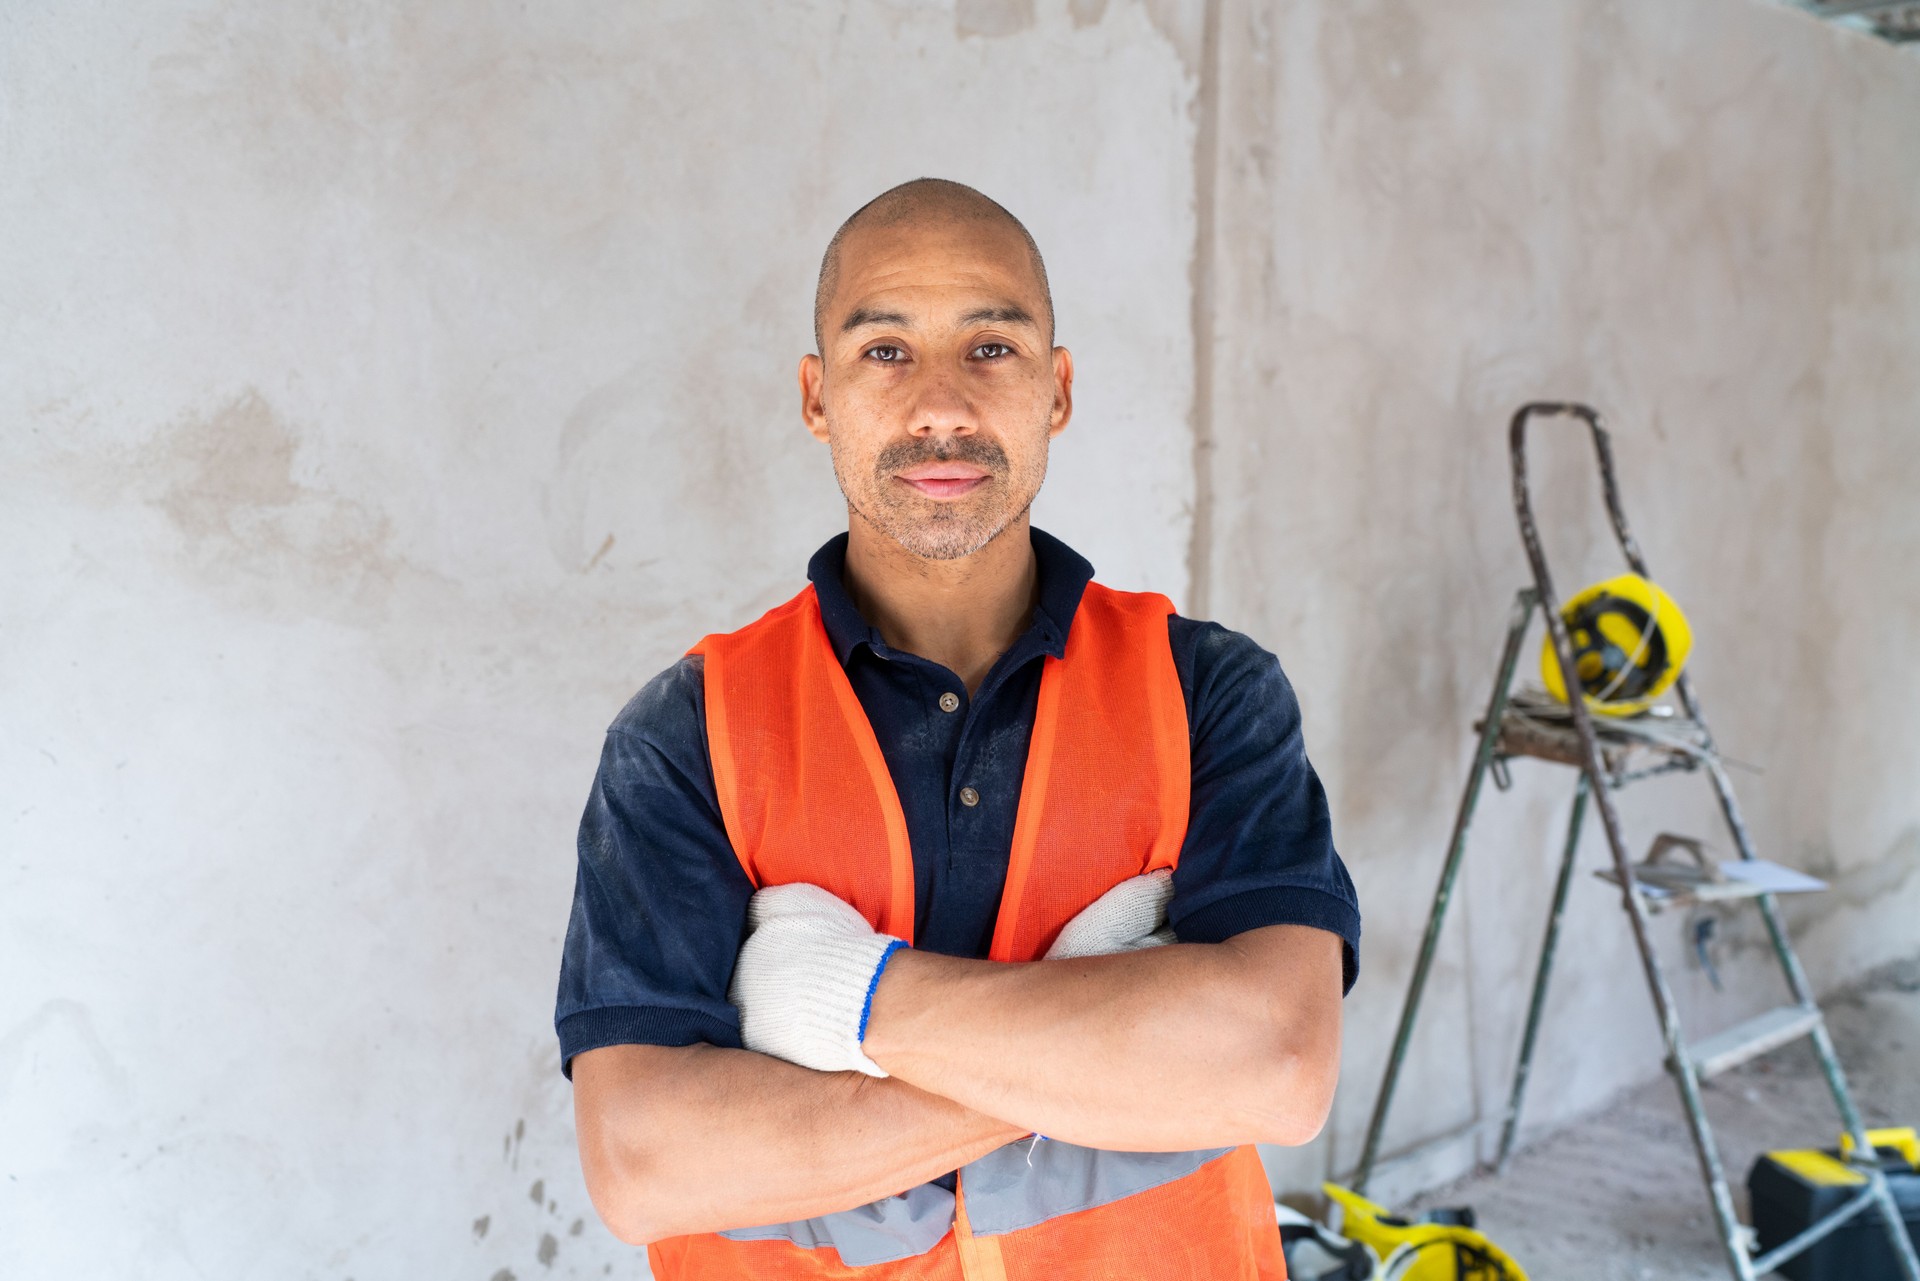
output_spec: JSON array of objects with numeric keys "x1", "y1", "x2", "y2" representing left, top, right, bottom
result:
[{"x1": 555, "y1": 529, "x2": 1360, "y2": 1074}]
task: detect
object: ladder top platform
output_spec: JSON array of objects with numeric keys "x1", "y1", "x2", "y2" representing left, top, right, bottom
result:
[{"x1": 1483, "y1": 689, "x2": 1714, "y2": 782}]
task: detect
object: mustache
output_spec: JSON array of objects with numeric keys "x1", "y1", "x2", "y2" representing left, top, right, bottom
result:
[{"x1": 874, "y1": 436, "x2": 1010, "y2": 476}]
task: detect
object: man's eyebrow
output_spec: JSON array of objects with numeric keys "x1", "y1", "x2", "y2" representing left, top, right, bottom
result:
[
  {"x1": 840, "y1": 307, "x2": 913, "y2": 333},
  {"x1": 959, "y1": 305, "x2": 1038, "y2": 329}
]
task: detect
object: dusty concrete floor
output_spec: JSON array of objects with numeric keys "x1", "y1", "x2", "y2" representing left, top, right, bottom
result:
[{"x1": 1398, "y1": 957, "x2": 1920, "y2": 1280}]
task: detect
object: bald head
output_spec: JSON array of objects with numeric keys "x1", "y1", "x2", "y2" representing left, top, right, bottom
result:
[{"x1": 813, "y1": 178, "x2": 1054, "y2": 352}]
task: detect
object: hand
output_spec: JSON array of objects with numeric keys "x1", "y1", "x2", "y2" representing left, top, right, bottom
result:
[
  {"x1": 728, "y1": 882, "x2": 909, "y2": 1077},
  {"x1": 1043, "y1": 870, "x2": 1177, "y2": 960}
]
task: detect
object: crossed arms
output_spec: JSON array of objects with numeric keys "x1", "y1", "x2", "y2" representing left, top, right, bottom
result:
[{"x1": 573, "y1": 920, "x2": 1343, "y2": 1245}]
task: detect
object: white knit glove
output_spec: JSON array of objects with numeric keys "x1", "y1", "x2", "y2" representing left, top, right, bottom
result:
[
  {"x1": 728, "y1": 882, "x2": 909, "y2": 1077},
  {"x1": 1043, "y1": 870, "x2": 1177, "y2": 960}
]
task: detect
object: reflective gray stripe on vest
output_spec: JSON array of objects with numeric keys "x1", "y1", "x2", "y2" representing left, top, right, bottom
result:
[
  {"x1": 717, "y1": 1180, "x2": 955, "y2": 1267},
  {"x1": 716, "y1": 1142, "x2": 1230, "y2": 1263},
  {"x1": 959, "y1": 1140, "x2": 1234, "y2": 1237}
]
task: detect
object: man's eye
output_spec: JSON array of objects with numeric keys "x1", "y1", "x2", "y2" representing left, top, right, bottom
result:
[
  {"x1": 866, "y1": 345, "x2": 905, "y2": 362},
  {"x1": 973, "y1": 343, "x2": 1012, "y2": 359}
]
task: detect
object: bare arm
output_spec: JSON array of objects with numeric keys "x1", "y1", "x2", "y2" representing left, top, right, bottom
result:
[
  {"x1": 861, "y1": 923, "x2": 1342, "y2": 1152},
  {"x1": 572, "y1": 1042, "x2": 1026, "y2": 1246}
]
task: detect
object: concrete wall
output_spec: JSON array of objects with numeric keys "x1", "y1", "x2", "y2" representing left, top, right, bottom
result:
[
  {"x1": 2, "y1": 1, "x2": 1913, "y2": 1275},
  {"x1": 1196, "y1": 0, "x2": 1920, "y2": 1201}
]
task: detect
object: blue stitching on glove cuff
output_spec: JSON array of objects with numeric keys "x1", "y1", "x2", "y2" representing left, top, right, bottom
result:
[{"x1": 857, "y1": 939, "x2": 909, "y2": 1045}]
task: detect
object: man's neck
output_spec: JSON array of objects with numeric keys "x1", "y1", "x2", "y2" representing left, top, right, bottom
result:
[{"x1": 841, "y1": 513, "x2": 1039, "y2": 696}]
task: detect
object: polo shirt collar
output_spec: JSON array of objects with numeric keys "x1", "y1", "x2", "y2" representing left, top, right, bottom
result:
[{"x1": 806, "y1": 527, "x2": 1094, "y2": 667}]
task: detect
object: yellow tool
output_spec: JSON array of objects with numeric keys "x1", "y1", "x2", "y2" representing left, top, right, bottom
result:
[
  {"x1": 1323, "y1": 1184, "x2": 1530, "y2": 1281},
  {"x1": 1840, "y1": 1127, "x2": 1920, "y2": 1169},
  {"x1": 1540, "y1": 572, "x2": 1692, "y2": 716}
]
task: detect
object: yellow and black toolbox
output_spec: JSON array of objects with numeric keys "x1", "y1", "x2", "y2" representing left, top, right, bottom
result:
[{"x1": 1748, "y1": 1128, "x2": 1920, "y2": 1279}]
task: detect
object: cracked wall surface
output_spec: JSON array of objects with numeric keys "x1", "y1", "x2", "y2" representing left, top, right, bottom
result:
[{"x1": 4, "y1": 1, "x2": 1916, "y2": 1275}]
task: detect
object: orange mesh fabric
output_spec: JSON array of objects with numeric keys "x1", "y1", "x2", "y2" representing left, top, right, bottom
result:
[
  {"x1": 691, "y1": 587, "x2": 915, "y2": 940},
  {"x1": 988, "y1": 584, "x2": 1190, "y2": 963}
]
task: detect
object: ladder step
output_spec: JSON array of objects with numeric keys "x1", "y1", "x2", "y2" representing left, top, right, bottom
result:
[{"x1": 1688, "y1": 1005, "x2": 1823, "y2": 1080}]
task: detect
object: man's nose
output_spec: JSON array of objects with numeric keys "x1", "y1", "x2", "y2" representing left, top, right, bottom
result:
[{"x1": 907, "y1": 365, "x2": 976, "y2": 437}]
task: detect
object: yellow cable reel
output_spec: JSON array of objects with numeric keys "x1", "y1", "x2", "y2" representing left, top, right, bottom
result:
[
  {"x1": 1323, "y1": 1184, "x2": 1530, "y2": 1281},
  {"x1": 1540, "y1": 573, "x2": 1693, "y2": 717}
]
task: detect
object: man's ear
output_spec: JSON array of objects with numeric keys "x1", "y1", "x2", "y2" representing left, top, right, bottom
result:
[
  {"x1": 799, "y1": 353, "x2": 829, "y2": 444},
  {"x1": 1048, "y1": 346, "x2": 1075, "y2": 438}
]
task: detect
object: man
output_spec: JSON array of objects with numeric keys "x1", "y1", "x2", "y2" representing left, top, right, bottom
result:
[{"x1": 557, "y1": 178, "x2": 1360, "y2": 1279}]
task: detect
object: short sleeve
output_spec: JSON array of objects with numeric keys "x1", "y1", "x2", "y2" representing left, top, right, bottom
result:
[
  {"x1": 1165, "y1": 619, "x2": 1362, "y2": 995},
  {"x1": 554, "y1": 655, "x2": 756, "y2": 1076}
]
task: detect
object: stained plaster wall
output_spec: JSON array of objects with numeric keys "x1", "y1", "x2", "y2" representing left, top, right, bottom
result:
[
  {"x1": 2, "y1": 1, "x2": 1915, "y2": 1277},
  {"x1": 2, "y1": 4, "x2": 1198, "y2": 1277},
  {"x1": 1196, "y1": 0, "x2": 1920, "y2": 1200}
]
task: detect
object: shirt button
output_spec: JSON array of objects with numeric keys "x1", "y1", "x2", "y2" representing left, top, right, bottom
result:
[
  {"x1": 958, "y1": 786, "x2": 981, "y2": 808},
  {"x1": 938, "y1": 692, "x2": 960, "y2": 713}
]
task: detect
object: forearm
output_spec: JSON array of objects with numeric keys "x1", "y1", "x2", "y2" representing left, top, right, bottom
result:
[
  {"x1": 861, "y1": 926, "x2": 1341, "y2": 1152},
  {"x1": 573, "y1": 1042, "x2": 1025, "y2": 1244}
]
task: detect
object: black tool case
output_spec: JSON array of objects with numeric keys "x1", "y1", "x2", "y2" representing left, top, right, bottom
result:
[{"x1": 1749, "y1": 1141, "x2": 1920, "y2": 1280}]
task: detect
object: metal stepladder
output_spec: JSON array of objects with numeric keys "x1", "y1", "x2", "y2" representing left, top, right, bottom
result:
[{"x1": 1351, "y1": 403, "x2": 1920, "y2": 1280}]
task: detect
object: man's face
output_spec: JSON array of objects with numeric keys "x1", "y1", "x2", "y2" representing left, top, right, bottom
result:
[{"x1": 800, "y1": 218, "x2": 1072, "y2": 561}]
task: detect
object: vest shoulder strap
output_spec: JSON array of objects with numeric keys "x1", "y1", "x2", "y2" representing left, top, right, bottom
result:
[
  {"x1": 988, "y1": 581, "x2": 1190, "y2": 961},
  {"x1": 691, "y1": 586, "x2": 916, "y2": 940}
]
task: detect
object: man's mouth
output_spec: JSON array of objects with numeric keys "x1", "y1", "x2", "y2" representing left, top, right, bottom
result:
[{"x1": 894, "y1": 463, "x2": 991, "y2": 500}]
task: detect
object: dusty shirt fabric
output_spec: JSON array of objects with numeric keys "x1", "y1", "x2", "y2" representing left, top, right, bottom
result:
[{"x1": 555, "y1": 527, "x2": 1360, "y2": 1073}]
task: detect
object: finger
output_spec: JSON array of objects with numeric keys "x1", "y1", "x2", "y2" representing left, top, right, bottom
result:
[
  {"x1": 746, "y1": 881, "x2": 839, "y2": 928},
  {"x1": 1045, "y1": 871, "x2": 1170, "y2": 959},
  {"x1": 1096, "y1": 871, "x2": 1174, "y2": 933}
]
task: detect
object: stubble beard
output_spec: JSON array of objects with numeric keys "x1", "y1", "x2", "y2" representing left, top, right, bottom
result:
[{"x1": 830, "y1": 421, "x2": 1050, "y2": 562}]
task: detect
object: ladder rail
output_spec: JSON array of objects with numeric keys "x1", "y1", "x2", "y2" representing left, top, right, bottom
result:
[
  {"x1": 1495, "y1": 772, "x2": 1589, "y2": 1173},
  {"x1": 1352, "y1": 587, "x2": 1538, "y2": 1194},
  {"x1": 1512, "y1": 403, "x2": 1758, "y2": 1281},
  {"x1": 1688, "y1": 730, "x2": 1911, "y2": 1268},
  {"x1": 1682, "y1": 671, "x2": 1881, "y2": 1147},
  {"x1": 1513, "y1": 403, "x2": 1774, "y2": 1280},
  {"x1": 1505, "y1": 400, "x2": 1653, "y2": 578}
]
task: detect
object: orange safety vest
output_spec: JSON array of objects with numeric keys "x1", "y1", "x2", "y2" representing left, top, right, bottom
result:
[{"x1": 661, "y1": 581, "x2": 1287, "y2": 1281}]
